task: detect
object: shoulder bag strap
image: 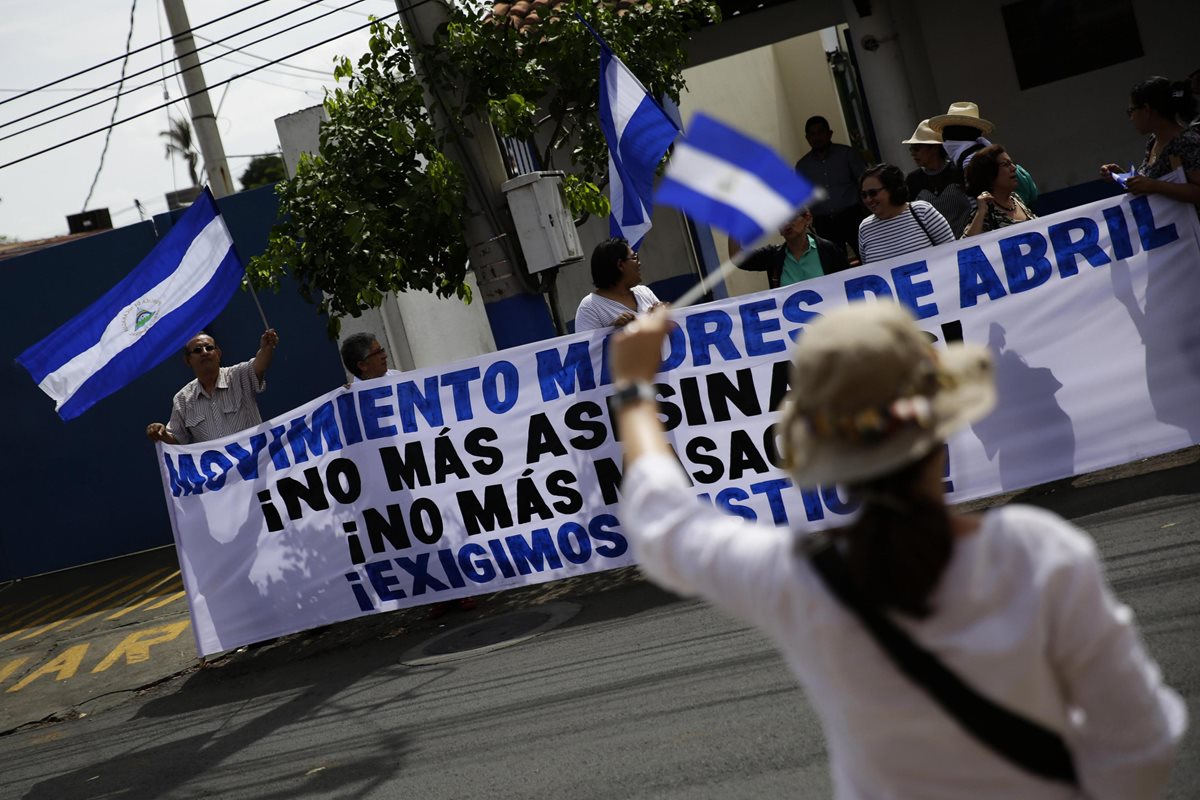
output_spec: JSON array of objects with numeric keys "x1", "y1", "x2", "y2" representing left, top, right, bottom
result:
[
  {"x1": 907, "y1": 203, "x2": 936, "y2": 246},
  {"x1": 798, "y1": 532, "x2": 1079, "y2": 785}
]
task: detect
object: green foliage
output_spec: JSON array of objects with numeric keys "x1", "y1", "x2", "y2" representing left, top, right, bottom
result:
[
  {"x1": 435, "y1": 0, "x2": 718, "y2": 196},
  {"x1": 250, "y1": 2, "x2": 718, "y2": 336},
  {"x1": 239, "y1": 154, "x2": 287, "y2": 190}
]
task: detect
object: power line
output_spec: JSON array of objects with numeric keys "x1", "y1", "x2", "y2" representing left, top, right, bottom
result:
[
  {"x1": 82, "y1": 0, "x2": 139, "y2": 212},
  {"x1": 0, "y1": 0, "x2": 370, "y2": 139},
  {"x1": 0, "y1": 8, "x2": 409, "y2": 173},
  {"x1": 0, "y1": 0, "x2": 278, "y2": 109},
  {"x1": 193, "y1": 33, "x2": 337, "y2": 77}
]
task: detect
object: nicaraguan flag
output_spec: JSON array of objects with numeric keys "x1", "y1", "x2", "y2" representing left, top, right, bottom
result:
[
  {"x1": 17, "y1": 188, "x2": 244, "y2": 420},
  {"x1": 655, "y1": 113, "x2": 815, "y2": 245},
  {"x1": 596, "y1": 38, "x2": 680, "y2": 248}
]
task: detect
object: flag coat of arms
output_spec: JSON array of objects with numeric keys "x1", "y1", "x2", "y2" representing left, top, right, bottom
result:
[
  {"x1": 17, "y1": 188, "x2": 244, "y2": 420},
  {"x1": 655, "y1": 113, "x2": 815, "y2": 246}
]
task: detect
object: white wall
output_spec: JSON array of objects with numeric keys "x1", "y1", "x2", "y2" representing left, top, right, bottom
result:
[
  {"x1": 899, "y1": 0, "x2": 1200, "y2": 192},
  {"x1": 677, "y1": 30, "x2": 850, "y2": 297},
  {"x1": 275, "y1": 106, "x2": 497, "y2": 375}
]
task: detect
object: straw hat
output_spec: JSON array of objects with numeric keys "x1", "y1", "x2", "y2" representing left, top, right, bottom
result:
[
  {"x1": 780, "y1": 303, "x2": 995, "y2": 487},
  {"x1": 927, "y1": 102, "x2": 995, "y2": 135},
  {"x1": 901, "y1": 119, "x2": 943, "y2": 145}
]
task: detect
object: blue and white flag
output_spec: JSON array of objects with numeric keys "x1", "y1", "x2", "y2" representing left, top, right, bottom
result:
[
  {"x1": 595, "y1": 36, "x2": 680, "y2": 249},
  {"x1": 655, "y1": 113, "x2": 814, "y2": 246},
  {"x1": 17, "y1": 188, "x2": 244, "y2": 420}
]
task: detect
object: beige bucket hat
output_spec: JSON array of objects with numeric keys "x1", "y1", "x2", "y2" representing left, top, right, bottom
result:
[
  {"x1": 928, "y1": 102, "x2": 995, "y2": 135},
  {"x1": 780, "y1": 302, "x2": 995, "y2": 487},
  {"x1": 901, "y1": 119, "x2": 943, "y2": 145}
]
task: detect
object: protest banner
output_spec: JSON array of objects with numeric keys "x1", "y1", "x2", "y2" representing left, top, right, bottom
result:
[{"x1": 159, "y1": 193, "x2": 1200, "y2": 656}]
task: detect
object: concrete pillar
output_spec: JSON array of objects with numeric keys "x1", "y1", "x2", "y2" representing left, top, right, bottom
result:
[
  {"x1": 840, "y1": 0, "x2": 919, "y2": 169},
  {"x1": 397, "y1": 0, "x2": 556, "y2": 349}
]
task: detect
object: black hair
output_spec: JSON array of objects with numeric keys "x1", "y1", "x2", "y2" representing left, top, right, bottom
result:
[
  {"x1": 182, "y1": 330, "x2": 215, "y2": 359},
  {"x1": 804, "y1": 115, "x2": 830, "y2": 134},
  {"x1": 590, "y1": 237, "x2": 631, "y2": 290},
  {"x1": 940, "y1": 124, "x2": 984, "y2": 142},
  {"x1": 340, "y1": 332, "x2": 377, "y2": 378},
  {"x1": 964, "y1": 143, "x2": 1008, "y2": 197},
  {"x1": 838, "y1": 447, "x2": 952, "y2": 618},
  {"x1": 860, "y1": 163, "x2": 909, "y2": 205},
  {"x1": 1130, "y1": 76, "x2": 1198, "y2": 124}
]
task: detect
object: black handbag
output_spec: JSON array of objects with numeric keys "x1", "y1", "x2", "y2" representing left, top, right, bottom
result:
[{"x1": 798, "y1": 530, "x2": 1079, "y2": 786}]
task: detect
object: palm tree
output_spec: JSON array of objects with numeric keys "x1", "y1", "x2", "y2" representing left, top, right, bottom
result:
[{"x1": 160, "y1": 117, "x2": 200, "y2": 187}]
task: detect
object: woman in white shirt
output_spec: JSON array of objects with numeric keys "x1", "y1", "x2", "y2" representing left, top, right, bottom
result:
[
  {"x1": 607, "y1": 303, "x2": 1185, "y2": 800},
  {"x1": 574, "y1": 238, "x2": 664, "y2": 332},
  {"x1": 858, "y1": 163, "x2": 956, "y2": 263}
]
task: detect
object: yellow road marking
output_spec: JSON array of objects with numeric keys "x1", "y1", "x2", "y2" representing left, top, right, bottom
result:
[
  {"x1": 6, "y1": 644, "x2": 89, "y2": 693},
  {"x1": 0, "y1": 575, "x2": 129, "y2": 642},
  {"x1": 104, "y1": 571, "x2": 183, "y2": 620},
  {"x1": 16, "y1": 569, "x2": 173, "y2": 642},
  {"x1": 142, "y1": 590, "x2": 187, "y2": 612},
  {"x1": 0, "y1": 656, "x2": 30, "y2": 684},
  {"x1": 91, "y1": 621, "x2": 190, "y2": 672}
]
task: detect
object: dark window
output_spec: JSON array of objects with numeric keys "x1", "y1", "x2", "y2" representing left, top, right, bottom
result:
[{"x1": 1002, "y1": 0, "x2": 1143, "y2": 90}]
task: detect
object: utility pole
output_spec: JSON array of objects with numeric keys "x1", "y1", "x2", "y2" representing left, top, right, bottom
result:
[
  {"x1": 396, "y1": 0, "x2": 555, "y2": 348},
  {"x1": 161, "y1": 0, "x2": 235, "y2": 197}
]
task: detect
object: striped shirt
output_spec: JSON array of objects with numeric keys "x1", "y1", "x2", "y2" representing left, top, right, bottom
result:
[
  {"x1": 857, "y1": 200, "x2": 955, "y2": 264},
  {"x1": 574, "y1": 285, "x2": 661, "y2": 332},
  {"x1": 166, "y1": 359, "x2": 266, "y2": 444}
]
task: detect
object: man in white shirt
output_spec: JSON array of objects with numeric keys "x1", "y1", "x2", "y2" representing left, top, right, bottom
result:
[{"x1": 340, "y1": 332, "x2": 401, "y2": 383}]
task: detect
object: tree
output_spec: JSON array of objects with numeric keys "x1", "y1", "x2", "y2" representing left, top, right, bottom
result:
[
  {"x1": 248, "y1": 0, "x2": 719, "y2": 336},
  {"x1": 160, "y1": 117, "x2": 200, "y2": 187},
  {"x1": 240, "y1": 154, "x2": 287, "y2": 190}
]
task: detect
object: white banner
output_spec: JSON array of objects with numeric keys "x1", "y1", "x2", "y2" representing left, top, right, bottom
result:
[{"x1": 160, "y1": 194, "x2": 1200, "y2": 656}]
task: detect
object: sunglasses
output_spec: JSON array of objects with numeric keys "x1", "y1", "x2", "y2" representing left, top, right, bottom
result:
[
  {"x1": 860, "y1": 187, "x2": 884, "y2": 199},
  {"x1": 365, "y1": 347, "x2": 385, "y2": 359},
  {"x1": 624, "y1": 252, "x2": 640, "y2": 262},
  {"x1": 188, "y1": 344, "x2": 217, "y2": 354}
]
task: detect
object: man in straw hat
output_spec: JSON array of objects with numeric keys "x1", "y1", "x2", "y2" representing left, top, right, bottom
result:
[
  {"x1": 606, "y1": 303, "x2": 1185, "y2": 798},
  {"x1": 929, "y1": 101, "x2": 1038, "y2": 204},
  {"x1": 903, "y1": 119, "x2": 975, "y2": 236}
]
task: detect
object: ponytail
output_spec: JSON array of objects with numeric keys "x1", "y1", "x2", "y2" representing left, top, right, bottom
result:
[
  {"x1": 837, "y1": 447, "x2": 953, "y2": 618},
  {"x1": 1130, "y1": 76, "x2": 1198, "y2": 124}
]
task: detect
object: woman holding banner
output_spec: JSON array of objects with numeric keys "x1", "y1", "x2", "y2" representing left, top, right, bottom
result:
[
  {"x1": 1101, "y1": 76, "x2": 1200, "y2": 206},
  {"x1": 609, "y1": 303, "x2": 1185, "y2": 799},
  {"x1": 574, "y1": 238, "x2": 665, "y2": 332}
]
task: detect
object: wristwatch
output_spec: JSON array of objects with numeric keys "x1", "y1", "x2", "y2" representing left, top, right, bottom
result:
[{"x1": 612, "y1": 381, "x2": 657, "y2": 409}]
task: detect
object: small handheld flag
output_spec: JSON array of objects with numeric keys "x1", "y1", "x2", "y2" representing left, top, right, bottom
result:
[
  {"x1": 17, "y1": 188, "x2": 244, "y2": 420},
  {"x1": 583, "y1": 17, "x2": 680, "y2": 249},
  {"x1": 655, "y1": 112, "x2": 814, "y2": 246}
]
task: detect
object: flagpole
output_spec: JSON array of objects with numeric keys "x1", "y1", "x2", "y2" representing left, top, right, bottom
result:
[
  {"x1": 244, "y1": 279, "x2": 271, "y2": 330},
  {"x1": 672, "y1": 247, "x2": 755, "y2": 310}
]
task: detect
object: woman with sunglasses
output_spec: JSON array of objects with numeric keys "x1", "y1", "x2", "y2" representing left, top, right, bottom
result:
[
  {"x1": 574, "y1": 238, "x2": 665, "y2": 332},
  {"x1": 1100, "y1": 76, "x2": 1200, "y2": 205},
  {"x1": 962, "y1": 145, "x2": 1037, "y2": 238},
  {"x1": 856, "y1": 164, "x2": 955, "y2": 264}
]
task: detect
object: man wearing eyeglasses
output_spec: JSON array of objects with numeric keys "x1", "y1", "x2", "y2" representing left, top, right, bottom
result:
[
  {"x1": 340, "y1": 332, "x2": 401, "y2": 384},
  {"x1": 145, "y1": 329, "x2": 279, "y2": 444}
]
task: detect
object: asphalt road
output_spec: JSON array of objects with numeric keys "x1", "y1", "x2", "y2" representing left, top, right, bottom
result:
[{"x1": 0, "y1": 461, "x2": 1196, "y2": 799}]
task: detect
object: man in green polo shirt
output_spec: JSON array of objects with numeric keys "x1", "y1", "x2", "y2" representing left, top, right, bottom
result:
[{"x1": 733, "y1": 209, "x2": 850, "y2": 289}]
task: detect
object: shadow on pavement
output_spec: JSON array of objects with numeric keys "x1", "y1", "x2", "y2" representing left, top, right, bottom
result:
[{"x1": 1008, "y1": 459, "x2": 1200, "y2": 521}]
